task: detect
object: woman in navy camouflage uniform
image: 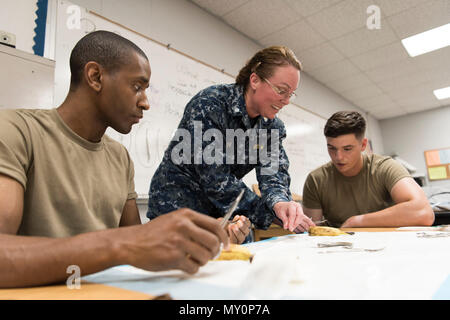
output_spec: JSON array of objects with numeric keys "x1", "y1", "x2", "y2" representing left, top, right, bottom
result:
[{"x1": 147, "y1": 46, "x2": 315, "y2": 243}]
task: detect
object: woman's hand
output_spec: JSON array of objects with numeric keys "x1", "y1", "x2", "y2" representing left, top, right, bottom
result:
[{"x1": 273, "y1": 201, "x2": 315, "y2": 232}]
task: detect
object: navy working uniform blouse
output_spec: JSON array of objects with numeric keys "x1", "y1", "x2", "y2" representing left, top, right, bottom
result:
[{"x1": 147, "y1": 83, "x2": 293, "y2": 230}]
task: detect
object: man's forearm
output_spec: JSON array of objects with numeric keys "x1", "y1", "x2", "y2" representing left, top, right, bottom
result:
[
  {"x1": 302, "y1": 207, "x2": 323, "y2": 223},
  {"x1": 0, "y1": 228, "x2": 123, "y2": 288},
  {"x1": 0, "y1": 209, "x2": 230, "y2": 288},
  {"x1": 345, "y1": 200, "x2": 434, "y2": 227}
]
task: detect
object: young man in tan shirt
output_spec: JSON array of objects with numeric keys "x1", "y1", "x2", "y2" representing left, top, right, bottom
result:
[
  {"x1": 301, "y1": 111, "x2": 434, "y2": 229},
  {"x1": 0, "y1": 31, "x2": 240, "y2": 288}
]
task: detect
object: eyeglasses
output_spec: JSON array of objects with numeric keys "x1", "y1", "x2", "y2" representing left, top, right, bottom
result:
[{"x1": 262, "y1": 77, "x2": 297, "y2": 101}]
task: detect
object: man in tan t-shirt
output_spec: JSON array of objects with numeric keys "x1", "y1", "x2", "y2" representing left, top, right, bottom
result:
[
  {"x1": 301, "y1": 111, "x2": 434, "y2": 229},
  {"x1": 0, "y1": 31, "x2": 236, "y2": 288}
]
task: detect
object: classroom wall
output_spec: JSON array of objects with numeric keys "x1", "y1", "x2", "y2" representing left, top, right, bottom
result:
[
  {"x1": 380, "y1": 105, "x2": 450, "y2": 188},
  {"x1": 69, "y1": 0, "x2": 384, "y2": 155}
]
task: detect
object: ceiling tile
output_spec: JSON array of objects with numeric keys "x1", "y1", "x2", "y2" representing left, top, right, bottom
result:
[
  {"x1": 331, "y1": 25, "x2": 398, "y2": 57},
  {"x1": 306, "y1": 0, "x2": 377, "y2": 40},
  {"x1": 284, "y1": 0, "x2": 342, "y2": 17},
  {"x1": 297, "y1": 42, "x2": 345, "y2": 71},
  {"x1": 191, "y1": 0, "x2": 250, "y2": 16},
  {"x1": 371, "y1": 107, "x2": 407, "y2": 119},
  {"x1": 387, "y1": 0, "x2": 450, "y2": 39},
  {"x1": 419, "y1": 60, "x2": 450, "y2": 87},
  {"x1": 374, "y1": 0, "x2": 430, "y2": 16},
  {"x1": 309, "y1": 59, "x2": 361, "y2": 84},
  {"x1": 375, "y1": 71, "x2": 429, "y2": 94},
  {"x1": 365, "y1": 59, "x2": 417, "y2": 83},
  {"x1": 223, "y1": 0, "x2": 299, "y2": 40},
  {"x1": 341, "y1": 84, "x2": 384, "y2": 101},
  {"x1": 364, "y1": 100, "x2": 399, "y2": 112},
  {"x1": 258, "y1": 19, "x2": 326, "y2": 52},
  {"x1": 424, "y1": 65, "x2": 450, "y2": 85},
  {"x1": 429, "y1": 79, "x2": 450, "y2": 92},
  {"x1": 398, "y1": 96, "x2": 442, "y2": 113},
  {"x1": 415, "y1": 106, "x2": 446, "y2": 115},
  {"x1": 350, "y1": 42, "x2": 409, "y2": 71},
  {"x1": 388, "y1": 82, "x2": 437, "y2": 101},
  {"x1": 354, "y1": 93, "x2": 396, "y2": 109},
  {"x1": 324, "y1": 72, "x2": 373, "y2": 92},
  {"x1": 412, "y1": 46, "x2": 450, "y2": 72}
]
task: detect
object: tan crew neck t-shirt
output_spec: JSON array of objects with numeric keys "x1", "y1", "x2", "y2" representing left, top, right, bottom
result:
[
  {"x1": 0, "y1": 108, "x2": 136, "y2": 237},
  {"x1": 302, "y1": 154, "x2": 410, "y2": 227}
]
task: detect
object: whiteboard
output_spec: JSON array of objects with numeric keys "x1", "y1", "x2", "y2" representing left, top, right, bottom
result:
[{"x1": 54, "y1": 1, "x2": 329, "y2": 198}]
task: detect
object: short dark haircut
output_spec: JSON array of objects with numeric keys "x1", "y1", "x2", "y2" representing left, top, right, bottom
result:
[
  {"x1": 69, "y1": 30, "x2": 148, "y2": 87},
  {"x1": 324, "y1": 111, "x2": 366, "y2": 139}
]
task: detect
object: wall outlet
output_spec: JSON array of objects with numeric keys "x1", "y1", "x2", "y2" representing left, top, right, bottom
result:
[{"x1": 0, "y1": 30, "x2": 16, "y2": 48}]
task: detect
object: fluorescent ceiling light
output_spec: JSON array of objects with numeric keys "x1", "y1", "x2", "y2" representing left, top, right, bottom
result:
[
  {"x1": 401, "y1": 23, "x2": 450, "y2": 57},
  {"x1": 433, "y1": 86, "x2": 450, "y2": 100}
]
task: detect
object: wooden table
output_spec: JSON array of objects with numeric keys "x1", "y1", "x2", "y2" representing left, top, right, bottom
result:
[
  {"x1": 341, "y1": 227, "x2": 399, "y2": 232},
  {"x1": 0, "y1": 281, "x2": 157, "y2": 300},
  {"x1": 253, "y1": 224, "x2": 400, "y2": 241}
]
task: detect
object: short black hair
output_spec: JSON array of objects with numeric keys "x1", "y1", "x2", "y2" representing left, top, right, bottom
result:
[
  {"x1": 324, "y1": 111, "x2": 366, "y2": 139},
  {"x1": 69, "y1": 30, "x2": 148, "y2": 87}
]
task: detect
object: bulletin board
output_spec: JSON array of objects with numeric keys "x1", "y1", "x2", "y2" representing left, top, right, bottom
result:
[{"x1": 424, "y1": 147, "x2": 450, "y2": 181}]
